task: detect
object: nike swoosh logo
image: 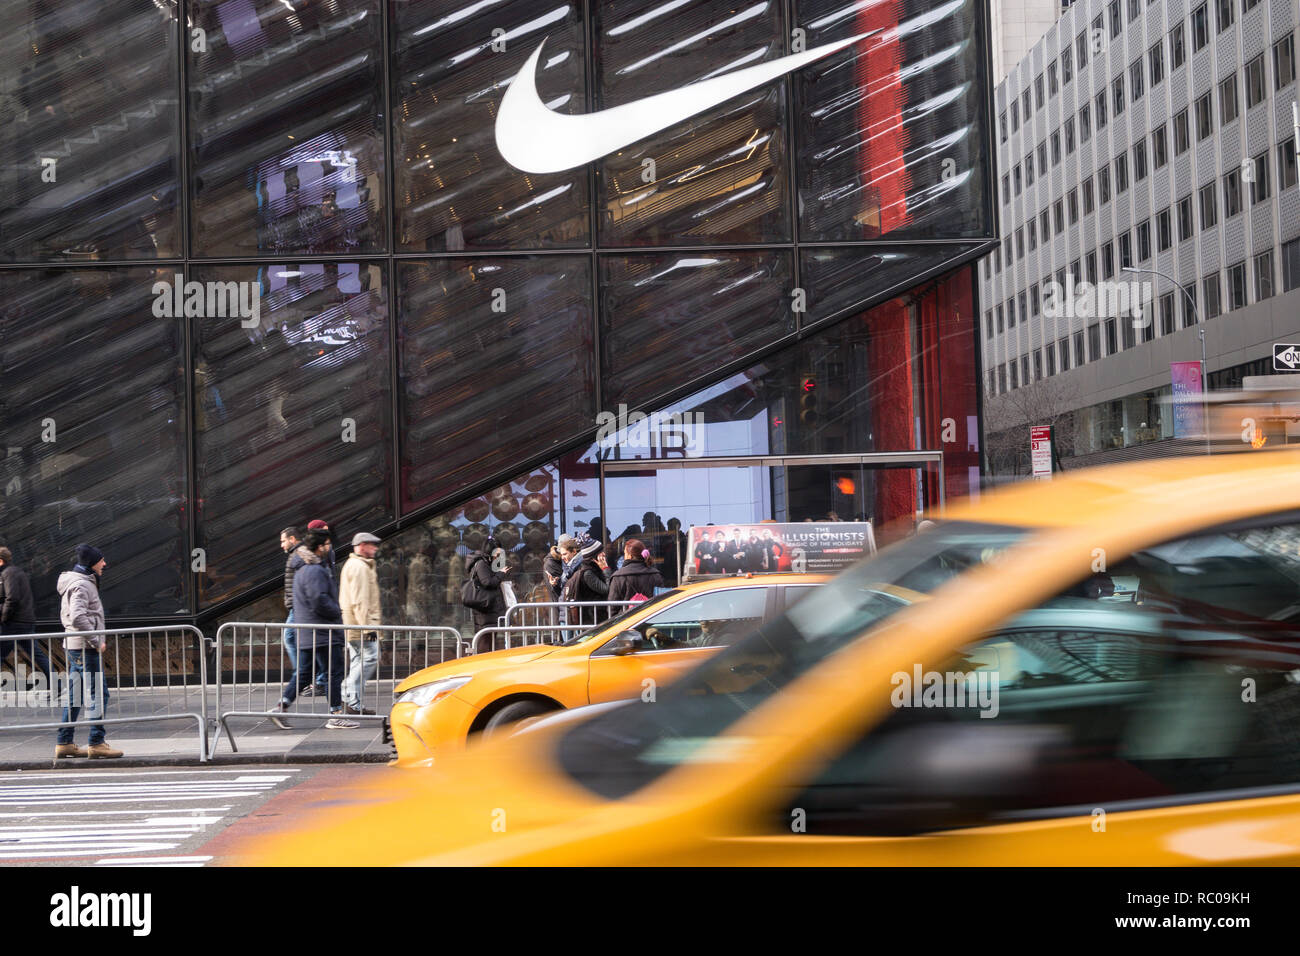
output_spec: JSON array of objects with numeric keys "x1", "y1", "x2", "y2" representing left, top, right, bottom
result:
[{"x1": 496, "y1": 33, "x2": 870, "y2": 174}]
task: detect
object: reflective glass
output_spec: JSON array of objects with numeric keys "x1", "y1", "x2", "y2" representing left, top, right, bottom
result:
[
  {"x1": 0, "y1": 2, "x2": 181, "y2": 261},
  {"x1": 398, "y1": 257, "x2": 595, "y2": 511},
  {"x1": 794, "y1": 0, "x2": 993, "y2": 240},
  {"x1": 188, "y1": 0, "x2": 387, "y2": 256},
  {"x1": 192, "y1": 261, "x2": 393, "y2": 608},
  {"x1": 0, "y1": 268, "x2": 188, "y2": 618},
  {"x1": 801, "y1": 243, "x2": 980, "y2": 322},
  {"x1": 600, "y1": 250, "x2": 795, "y2": 407},
  {"x1": 391, "y1": 0, "x2": 589, "y2": 251},
  {"x1": 593, "y1": 0, "x2": 791, "y2": 245}
]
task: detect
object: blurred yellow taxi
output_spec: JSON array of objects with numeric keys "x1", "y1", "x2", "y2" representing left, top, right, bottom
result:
[
  {"x1": 248, "y1": 450, "x2": 1300, "y2": 865},
  {"x1": 388, "y1": 573, "x2": 827, "y2": 766}
]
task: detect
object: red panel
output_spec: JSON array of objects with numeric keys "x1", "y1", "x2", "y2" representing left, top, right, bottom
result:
[{"x1": 855, "y1": 0, "x2": 912, "y2": 237}]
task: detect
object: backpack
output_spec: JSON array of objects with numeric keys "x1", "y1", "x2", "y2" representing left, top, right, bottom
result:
[{"x1": 460, "y1": 558, "x2": 493, "y2": 612}]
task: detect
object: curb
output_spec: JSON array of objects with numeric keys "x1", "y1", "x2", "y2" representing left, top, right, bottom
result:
[{"x1": 0, "y1": 751, "x2": 394, "y2": 771}]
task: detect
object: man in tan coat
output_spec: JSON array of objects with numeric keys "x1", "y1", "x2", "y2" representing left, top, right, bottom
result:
[{"x1": 340, "y1": 532, "x2": 382, "y2": 715}]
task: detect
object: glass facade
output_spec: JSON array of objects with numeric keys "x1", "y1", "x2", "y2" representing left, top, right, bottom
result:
[{"x1": 0, "y1": 0, "x2": 993, "y2": 624}]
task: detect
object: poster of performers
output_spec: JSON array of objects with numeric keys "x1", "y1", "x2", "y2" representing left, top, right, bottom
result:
[{"x1": 684, "y1": 522, "x2": 877, "y2": 579}]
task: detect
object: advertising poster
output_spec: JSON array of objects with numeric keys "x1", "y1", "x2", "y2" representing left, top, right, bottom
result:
[
  {"x1": 684, "y1": 522, "x2": 877, "y2": 579},
  {"x1": 1030, "y1": 425, "x2": 1053, "y2": 479},
  {"x1": 1170, "y1": 361, "x2": 1205, "y2": 438}
]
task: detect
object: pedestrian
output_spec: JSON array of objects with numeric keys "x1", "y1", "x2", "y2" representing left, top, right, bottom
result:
[
  {"x1": 284, "y1": 525, "x2": 327, "y2": 698},
  {"x1": 542, "y1": 543, "x2": 566, "y2": 601},
  {"x1": 270, "y1": 530, "x2": 358, "y2": 729},
  {"x1": 55, "y1": 545, "x2": 122, "y2": 759},
  {"x1": 561, "y1": 535, "x2": 612, "y2": 623},
  {"x1": 463, "y1": 540, "x2": 510, "y2": 640},
  {"x1": 340, "y1": 532, "x2": 382, "y2": 716},
  {"x1": 607, "y1": 539, "x2": 664, "y2": 610},
  {"x1": 307, "y1": 519, "x2": 336, "y2": 568},
  {"x1": 0, "y1": 546, "x2": 51, "y2": 694}
]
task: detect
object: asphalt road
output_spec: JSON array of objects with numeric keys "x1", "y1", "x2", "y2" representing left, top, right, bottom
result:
[{"x1": 0, "y1": 764, "x2": 389, "y2": 866}]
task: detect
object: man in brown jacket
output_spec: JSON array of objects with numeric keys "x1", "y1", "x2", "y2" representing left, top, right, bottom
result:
[{"x1": 340, "y1": 532, "x2": 382, "y2": 715}]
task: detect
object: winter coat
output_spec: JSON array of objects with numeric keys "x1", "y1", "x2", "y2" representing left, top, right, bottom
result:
[
  {"x1": 542, "y1": 549, "x2": 565, "y2": 601},
  {"x1": 607, "y1": 559, "x2": 664, "y2": 606},
  {"x1": 340, "y1": 553, "x2": 381, "y2": 644},
  {"x1": 0, "y1": 564, "x2": 36, "y2": 628},
  {"x1": 562, "y1": 558, "x2": 610, "y2": 604},
  {"x1": 283, "y1": 551, "x2": 300, "y2": 610},
  {"x1": 290, "y1": 547, "x2": 343, "y2": 647},
  {"x1": 57, "y1": 570, "x2": 106, "y2": 650},
  {"x1": 467, "y1": 551, "x2": 506, "y2": 618}
]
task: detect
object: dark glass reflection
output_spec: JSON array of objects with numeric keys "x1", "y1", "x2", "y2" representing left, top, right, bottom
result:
[
  {"x1": 593, "y1": 0, "x2": 790, "y2": 246},
  {"x1": 0, "y1": 1, "x2": 180, "y2": 261},
  {"x1": 0, "y1": 268, "x2": 188, "y2": 618},
  {"x1": 600, "y1": 250, "x2": 794, "y2": 407},
  {"x1": 391, "y1": 0, "x2": 589, "y2": 251},
  {"x1": 193, "y1": 261, "x2": 393, "y2": 607},
  {"x1": 801, "y1": 244, "x2": 979, "y2": 323},
  {"x1": 188, "y1": 0, "x2": 386, "y2": 256},
  {"x1": 794, "y1": 0, "x2": 992, "y2": 240},
  {"x1": 399, "y1": 257, "x2": 595, "y2": 511}
]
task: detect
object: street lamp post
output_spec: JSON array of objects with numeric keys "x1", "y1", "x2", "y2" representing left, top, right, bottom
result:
[{"x1": 1122, "y1": 265, "x2": 1210, "y2": 454}]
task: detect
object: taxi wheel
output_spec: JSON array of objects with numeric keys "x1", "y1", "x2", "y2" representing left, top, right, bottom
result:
[{"x1": 482, "y1": 700, "x2": 557, "y2": 739}]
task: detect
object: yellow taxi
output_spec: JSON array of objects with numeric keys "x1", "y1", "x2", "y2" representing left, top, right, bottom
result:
[
  {"x1": 387, "y1": 573, "x2": 828, "y2": 766},
  {"x1": 247, "y1": 450, "x2": 1300, "y2": 865}
]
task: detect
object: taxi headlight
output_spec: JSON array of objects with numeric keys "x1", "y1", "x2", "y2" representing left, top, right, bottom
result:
[{"x1": 396, "y1": 675, "x2": 472, "y2": 706}]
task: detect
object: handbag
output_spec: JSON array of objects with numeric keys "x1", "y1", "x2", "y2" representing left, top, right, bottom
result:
[{"x1": 459, "y1": 560, "x2": 493, "y2": 612}]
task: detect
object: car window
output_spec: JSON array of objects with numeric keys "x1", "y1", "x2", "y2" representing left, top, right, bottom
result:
[
  {"x1": 634, "y1": 588, "x2": 768, "y2": 650},
  {"x1": 781, "y1": 586, "x2": 819, "y2": 610},
  {"x1": 778, "y1": 520, "x2": 1300, "y2": 835}
]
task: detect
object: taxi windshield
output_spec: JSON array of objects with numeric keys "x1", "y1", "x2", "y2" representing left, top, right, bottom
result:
[
  {"x1": 559, "y1": 589, "x2": 683, "y2": 646},
  {"x1": 558, "y1": 522, "x2": 1029, "y2": 799}
]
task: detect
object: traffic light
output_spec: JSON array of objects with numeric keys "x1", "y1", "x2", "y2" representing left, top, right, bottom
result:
[{"x1": 799, "y1": 377, "x2": 819, "y2": 426}]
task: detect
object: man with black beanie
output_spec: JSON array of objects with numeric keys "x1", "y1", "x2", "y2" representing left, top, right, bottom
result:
[{"x1": 55, "y1": 544, "x2": 122, "y2": 759}]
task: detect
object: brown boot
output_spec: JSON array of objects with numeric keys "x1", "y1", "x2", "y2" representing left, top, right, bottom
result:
[
  {"x1": 87, "y1": 742, "x2": 123, "y2": 759},
  {"x1": 54, "y1": 743, "x2": 87, "y2": 759}
]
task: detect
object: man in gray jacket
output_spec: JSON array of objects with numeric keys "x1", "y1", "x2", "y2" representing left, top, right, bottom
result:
[{"x1": 55, "y1": 544, "x2": 122, "y2": 759}]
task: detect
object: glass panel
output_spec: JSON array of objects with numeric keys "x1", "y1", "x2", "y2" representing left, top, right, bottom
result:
[
  {"x1": 398, "y1": 256, "x2": 595, "y2": 511},
  {"x1": 0, "y1": 2, "x2": 180, "y2": 261},
  {"x1": 794, "y1": 0, "x2": 993, "y2": 241},
  {"x1": 188, "y1": 0, "x2": 387, "y2": 257},
  {"x1": 391, "y1": 0, "x2": 589, "y2": 251},
  {"x1": 0, "y1": 267, "x2": 188, "y2": 618},
  {"x1": 600, "y1": 250, "x2": 795, "y2": 407},
  {"x1": 593, "y1": 0, "x2": 790, "y2": 246},
  {"x1": 192, "y1": 261, "x2": 393, "y2": 607},
  {"x1": 801, "y1": 244, "x2": 980, "y2": 322}
]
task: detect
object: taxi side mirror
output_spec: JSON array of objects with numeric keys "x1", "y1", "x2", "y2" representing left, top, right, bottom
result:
[{"x1": 610, "y1": 631, "x2": 645, "y2": 656}]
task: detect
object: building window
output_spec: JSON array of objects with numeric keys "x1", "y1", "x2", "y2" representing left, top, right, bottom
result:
[
  {"x1": 1031, "y1": 283, "x2": 1041, "y2": 316},
  {"x1": 1077, "y1": 31, "x2": 1089, "y2": 70},
  {"x1": 1128, "y1": 0, "x2": 1140, "y2": 22},
  {"x1": 1178, "y1": 194, "x2": 1195, "y2": 239},
  {"x1": 1199, "y1": 182, "x2": 1218, "y2": 228},
  {"x1": 1063, "y1": 47, "x2": 1073, "y2": 83},
  {"x1": 1153, "y1": 125, "x2": 1168, "y2": 168},
  {"x1": 1035, "y1": 73, "x2": 1045, "y2": 109},
  {"x1": 1157, "y1": 208, "x2": 1172, "y2": 250},
  {"x1": 1010, "y1": 361, "x2": 1019, "y2": 389},
  {"x1": 1065, "y1": 117, "x2": 1075, "y2": 153},
  {"x1": 1284, "y1": 238, "x2": 1300, "y2": 292},
  {"x1": 1109, "y1": 0, "x2": 1123, "y2": 37},
  {"x1": 1122, "y1": 315, "x2": 1136, "y2": 349},
  {"x1": 1100, "y1": 166, "x2": 1112, "y2": 204},
  {"x1": 997, "y1": 304, "x2": 1005, "y2": 332},
  {"x1": 1008, "y1": 297, "x2": 1016, "y2": 327},
  {"x1": 1034, "y1": 349, "x2": 1043, "y2": 381},
  {"x1": 1215, "y1": 0, "x2": 1234, "y2": 33},
  {"x1": 983, "y1": 257, "x2": 991, "y2": 280},
  {"x1": 1011, "y1": 98, "x2": 1019, "y2": 129},
  {"x1": 1005, "y1": 236, "x2": 1013, "y2": 260},
  {"x1": 988, "y1": 370, "x2": 996, "y2": 396},
  {"x1": 1014, "y1": 164, "x2": 1022, "y2": 195},
  {"x1": 1087, "y1": 250, "x2": 1098, "y2": 284},
  {"x1": 1116, "y1": 154, "x2": 1130, "y2": 194},
  {"x1": 1083, "y1": 177, "x2": 1095, "y2": 214},
  {"x1": 1096, "y1": 90, "x2": 1108, "y2": 129},
  {"x1": 1119, "y1": 232, "x2": 1133, "y2": 268},
  {"x1": 1219, "y1": 73, "x2": 1239, "y2": 124},
  {"x1": 1134, "y1": 141, "x2": 1148, "y2": 181},
  {"x1": 1228, "y1": 261, "x2": 1247, "y2": 310},
  {"x1": 1019, "y1": 291, "x2": 1029, "y2": 323},
  {"x1": 1023, "y1": 89, "x2": 1031, "y2": 117},
  {"x1": 1246, "y1": 54, "x2": 1266, "y2": 108},
  {"x1": 1192, "y1": 4, "x2": 1210, "y2": 51},
  {"x1": 998, "y1": 365, "x2": 1007, "y2": 394},
  {"x1": 1254, "y1": 250, "x2": 1274, "y2": 301},
  {"x1": 1002, "y1": 174, "x2": 1010, "y2": 204},
  {"x1": 1054, "y1": 200, "x2": 1065, "y2": 232},
  {"x1": 1029, "y1": 220, "x2": 1037, "y2": 250},
  {"x1": 1130, "y1": 59, "x2": 1145, "y2": 102},
  {"x1": 1174, "y1": 109, "x2": 1190, "y2": 153},
  {"x1": 1279, "y1": 139, "x2": 1298, "y2": 189},
  {"x1": 1171, "y1": 23, "x2": 1186, "y2": 70},
  {"x1": 1049, "y1": 61, "x2": 1059, "y2": 95},
  {"x1": 1038, "y1": 142, "x2": 1048, "y2": 175},
  {"x1": 1223, "y1": 168, "x2": 1242, "y2": 218},
  {"x1": 1068, "y1": 260, "x2": 1079, "y2": 286},
  {"x1": 1195, "y1": 91, "x2": 1214, "y2": 140},
  {"x1": 1080, "y1": 103, "x2": 1091, "y2": 142},
  {"x1": 1103, "y1": 241, "x2": 1116, "y2": 279},
  {"x1": 1149, "y1": 41, "x2": 1165, "y2": 87},
  {"x1": 1059, "y1": 336, "x2": 1072, "y2": 371},
  {"x1": 1113, "y1": 74, "x2": 1126, "y2": 116},
  {"x1": 1052, "y1": 129, "x2": 1062, "y2": 165},
  {"x1": 1000, "y1": 110, "x2": 1007, "y2": 142},
  {"x1": 1041, "y1": 209, "x2": 1051, "y2": 240},
  {"x1": 1075, "y1": 330, "x2": 1087, "y2": 365},
  {"x1": 1137, "y1": 219, "x2": 1151, "y2": 261},
  {"x1": 1203, "y1": 273, "x2": 1222, "y2": 319},
  {"x1": 1160, "y1": 292, "x2": 1176, "y2": 334},
  {"x1": 1016, "y1": 227, "x2": 1025, "y2": 259},
  {"x1": 1021, "y1": 354, "x2": 1031, "y2": 385},
  {"x1": 1046, "y1": 343, "x2": 1056, "y2": 376},
  {"x1": 1244, "y1": 0, "x2": 1262, "y2": 11},
  {"x1": 1276, "y1": 34, "x2": 1296, "y2": 89},
  {"x1": 1068, "y1": 189, "x2": 1080, "y2": 223},
  {"x1": 1183, "y1": 284, "x2": 1199, "y2": 326},
  {"x1": 1088, "y1": 323, "x2": 1102, "y2": 361}
]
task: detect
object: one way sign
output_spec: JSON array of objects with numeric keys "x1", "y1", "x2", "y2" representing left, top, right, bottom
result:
[{"x1": 1275, "y1": 343, "x2": 1300, "y2": 371}]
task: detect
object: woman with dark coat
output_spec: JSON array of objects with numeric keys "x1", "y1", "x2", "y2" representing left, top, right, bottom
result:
[
  {"x1": 562, "y1": 537, "x2": 612, "y2": 622},
  {"x1": 607, "y1": 539, "x2": 665, "y2": 609},
  {"x1": 542, "y1": 544, "x2": 565, "y2": 601},
  {"x1": 466, "y1": 544, "x2": 510, "y2": 635}
]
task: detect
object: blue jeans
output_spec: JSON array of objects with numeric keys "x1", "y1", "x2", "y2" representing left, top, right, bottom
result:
[
  {"x1": 283, "y1": 610, "x2": 325, "y2": 691},
  {"x1": 57, "y1": 648, "x2": 108, "y2": 746},
  {"x1": 344, "y1": 638, "x2": 379, "y2": 708},
  {"x1": 280, "y1": 643, "x2": 344, "y2": 710},
  {"x1": 0, "y1": 627, "x2": 52, "y2": 689}
]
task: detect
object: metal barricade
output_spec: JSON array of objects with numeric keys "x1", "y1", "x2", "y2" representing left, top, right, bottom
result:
[
  {"x1": 211, "y1": 622, "x2": 467, "y2": 754},
  {"x1": 0, "y1": 626, "x2": 209, "y2": 761},
  {"x1": 497, "y1": 601, "x2": 628, "y2": 649}
]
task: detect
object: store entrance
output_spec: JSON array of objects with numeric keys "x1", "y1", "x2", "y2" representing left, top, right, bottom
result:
[{"x1": 599, "y1": 453, "x2": 943, "y2": 585}]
